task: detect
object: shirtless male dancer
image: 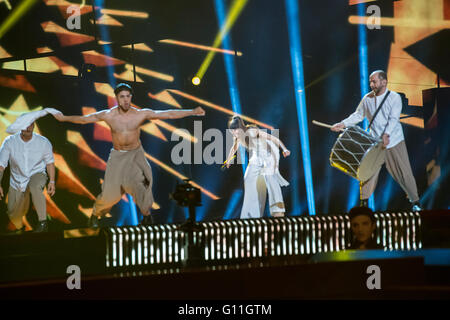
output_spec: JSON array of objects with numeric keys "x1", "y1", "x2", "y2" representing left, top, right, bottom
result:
[{"x1": 53, "y1": 83, "x2": 205, "y2": 227}]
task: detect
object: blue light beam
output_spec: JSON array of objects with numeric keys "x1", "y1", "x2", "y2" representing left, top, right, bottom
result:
[
  {"x1": 284, "y1": 0, "x2": 316, "y2": 215},
  {"x1": 214, "y1": 0, "x2": 247, "y2": 174}
]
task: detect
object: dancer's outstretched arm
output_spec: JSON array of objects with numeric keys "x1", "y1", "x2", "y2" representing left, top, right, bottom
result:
[
  {"x1": 142, "y1": 107, "x2": 205, "y2": 120},
  {"x1": 257, "y1": 130, "x2": 290, "y2": 157},
  {"x1": 52, "y1": 110, "x2": 108, "y2": 124}
]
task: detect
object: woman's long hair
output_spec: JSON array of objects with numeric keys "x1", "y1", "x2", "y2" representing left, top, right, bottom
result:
[
  {"x1": 228, "y1": 116, "x2": 246, "y2": 131},
  {"x1": 228, "y1": 116, "x2": 258, "y2": 148}
]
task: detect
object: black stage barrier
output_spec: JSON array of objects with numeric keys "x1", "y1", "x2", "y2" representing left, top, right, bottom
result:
[
  {"x1": 0, "y1": 210, "x2": 449, "y2": 284},
  {"x1": 0, "y1": 256, "x2": 433, "y2": 299}
]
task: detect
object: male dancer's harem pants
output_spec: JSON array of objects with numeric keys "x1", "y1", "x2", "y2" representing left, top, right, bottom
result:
[{"x1": 93, "y1": 146, "x2": 154, "y2": 216}]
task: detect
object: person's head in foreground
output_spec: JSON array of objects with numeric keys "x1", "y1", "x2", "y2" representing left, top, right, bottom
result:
[{"x1": 348, "y1": 206, "x2": 383, "y2": 250}]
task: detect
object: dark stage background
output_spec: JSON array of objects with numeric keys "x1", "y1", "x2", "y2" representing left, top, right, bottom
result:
[{"x1": 0, "y1": 0, "x2": 448, "y2": 230}]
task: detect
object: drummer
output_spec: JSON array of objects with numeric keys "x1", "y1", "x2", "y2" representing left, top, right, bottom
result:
[{"x1": 331, "y1": 70, "x2": 422, "y2": 211}]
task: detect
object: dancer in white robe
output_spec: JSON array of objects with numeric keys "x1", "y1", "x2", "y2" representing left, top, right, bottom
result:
[{"x1": 225, "y1": 116, "x2": 290, "y2": 218}]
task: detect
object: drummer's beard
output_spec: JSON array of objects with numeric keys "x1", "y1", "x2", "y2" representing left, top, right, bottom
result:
[
  {"x1": 371, "y1": 86, "x2": 379, "y2": 95},
  {"x1": 371, "y1": 84, "x2": 386, "y2": 96}
]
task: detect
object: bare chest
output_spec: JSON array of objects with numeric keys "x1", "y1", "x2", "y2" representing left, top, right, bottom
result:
[{"x1": 106, "y1": 114, "x2": 143, "y2": 132}]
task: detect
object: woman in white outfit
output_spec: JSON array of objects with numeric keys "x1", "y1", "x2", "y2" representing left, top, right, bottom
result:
[{"x1": 225, "y1": 116, "x2": 290, "y2": 218}]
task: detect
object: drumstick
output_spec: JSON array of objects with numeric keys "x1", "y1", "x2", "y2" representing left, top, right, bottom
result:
[
  {"x1": 312, "y1": 120, "x2": 344, "y2": 131},
  {"x1": 221, "y1": 155, "x2": 236, "y2": 170}
]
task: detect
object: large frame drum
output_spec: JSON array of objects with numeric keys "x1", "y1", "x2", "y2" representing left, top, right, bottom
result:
[{"x1": 330, "y1": 126, "x2": 385, "y2": 182}]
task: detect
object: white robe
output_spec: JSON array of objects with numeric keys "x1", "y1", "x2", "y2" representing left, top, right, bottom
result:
[{"x1": 239, "y1": 129, "x2": 289, "y2": 219}]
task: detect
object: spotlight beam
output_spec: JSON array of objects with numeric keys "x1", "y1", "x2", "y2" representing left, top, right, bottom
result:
[
  {"x1": 285, "y1": 0, "x2": 316, "y2": 215},
  {"x1": 354, "y1": 3, "x2": 375, "y2": 211},
  {"x1": 144, "y1": 152, "x2": 220, "y2": 200},
  {"x1": 159, "y1": 39, "x2": 242, "y2": 56},
  {"x1": 168, "y1": 89, "x2": 274, "y2": 130},
  {"x1": 214, "y1": 0, "x2": 247, "y2": 175},
  {"x1": 100, "y1": 8, "x2": 148, "y2": 19},
  {"x1": 0, "y1": 0, "x2": 39, "y2": 40},
  {"x1": 195, "y1": 0, "x2": 249, "y2": 80}
]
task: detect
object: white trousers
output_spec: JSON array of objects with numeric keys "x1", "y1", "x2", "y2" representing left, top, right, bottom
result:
[{"x1": 240, "y1": 163, "x2": 288, "y2": 219}]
